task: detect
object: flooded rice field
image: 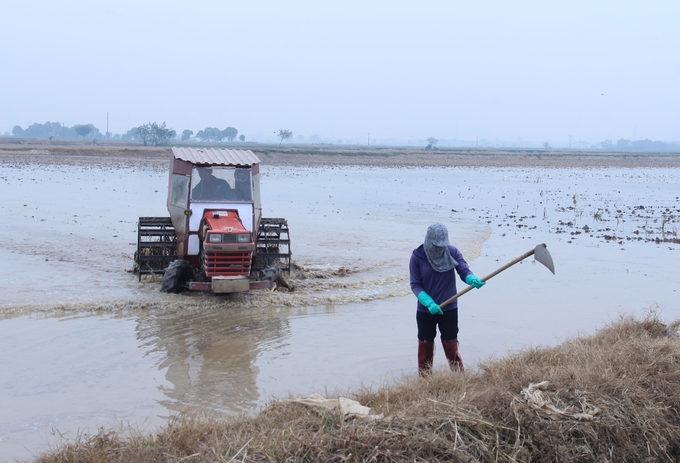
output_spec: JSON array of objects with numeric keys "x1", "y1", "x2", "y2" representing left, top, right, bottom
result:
[{"x1": 1, "y1": 158, "x2": 679, "y2": 461}]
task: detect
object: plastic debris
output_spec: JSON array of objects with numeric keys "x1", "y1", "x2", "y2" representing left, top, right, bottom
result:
[
  {"x1": 293, "y1": 394, "x2": 384, "y2": 421},
  {"x1": 520, "y1": 381, "x2": 600, "y2": 421}
]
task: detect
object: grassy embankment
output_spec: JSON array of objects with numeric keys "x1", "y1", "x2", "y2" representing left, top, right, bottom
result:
[{"x1": 35, "y1": 315, "x2": 680, "y2": 462}]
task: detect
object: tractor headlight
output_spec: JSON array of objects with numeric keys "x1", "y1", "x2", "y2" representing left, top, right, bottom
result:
[
  {"x1": 209, "y1": 234, "x2": 222, "y2": 243},
  {"x1": 237, "y1": 234, "x2": 250, "y2": 243}
]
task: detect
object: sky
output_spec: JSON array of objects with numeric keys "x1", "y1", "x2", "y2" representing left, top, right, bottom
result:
[{"x1": 1, "y1": 0, "x2": 679, "y2": 145}]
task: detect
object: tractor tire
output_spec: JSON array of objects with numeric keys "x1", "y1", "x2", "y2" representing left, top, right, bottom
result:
[{"x1": 160, "y1": 260, "x2": 192, "y2": 293}]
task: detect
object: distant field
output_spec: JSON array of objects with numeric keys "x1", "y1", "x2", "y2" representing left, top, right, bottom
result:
[{"x1": 2, "y1": 139, "x2": 680, "y2": 168}]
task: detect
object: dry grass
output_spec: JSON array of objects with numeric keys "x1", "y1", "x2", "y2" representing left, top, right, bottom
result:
[{"x1": 35, "y1": 315, "x2": 680, "y2": 462}]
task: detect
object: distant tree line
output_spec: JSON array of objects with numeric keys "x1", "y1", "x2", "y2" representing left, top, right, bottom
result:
[
  {"x1": 124, "y1": 125, "x2": 243, "y2": 144},
  {"x1": 11, "y1": 121, "x2": 103, "y2": 139},
  {"x1": 597, "y1": 139, "x2": 680, "y2": 152},
  {"x1": 7, "y1": 121, "x2": 246, "y2": 146},
  {"x1": 9, "y1": 123, "x2": 680, "y2": 152}
]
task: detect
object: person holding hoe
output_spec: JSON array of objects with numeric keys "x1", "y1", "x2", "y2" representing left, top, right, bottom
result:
[{"x1": 410, "y1": 223, "x2": 486, "y2": 375}]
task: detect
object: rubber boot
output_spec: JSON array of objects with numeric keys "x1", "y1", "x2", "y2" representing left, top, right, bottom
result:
[
  {"x1": 418, "y1": 341, "x2": 435, "y2": 376},
  {"x1": 442, "y1": 339, "x2": 464, "y2": 372}
]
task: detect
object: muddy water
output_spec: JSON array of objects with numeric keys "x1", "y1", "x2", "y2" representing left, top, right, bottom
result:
[{"x1": 1, "y1": 161, "x2": 679, "y2": 461}]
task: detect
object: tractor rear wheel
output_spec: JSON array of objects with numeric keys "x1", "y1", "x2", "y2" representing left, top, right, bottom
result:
[
  {"x1": 160, "y1": 260, "x2": 192, "y2": 293},
  {"x1": 136, "y1": 217, "x2": 177, "y2": 281},
  {"x1": 253, "y1": 218, "x2": 291, "y2": 273}
]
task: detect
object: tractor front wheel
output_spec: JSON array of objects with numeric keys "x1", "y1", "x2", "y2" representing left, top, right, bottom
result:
[{"x1": 160, "y1": 260, "x2": 192, "y2": 293}]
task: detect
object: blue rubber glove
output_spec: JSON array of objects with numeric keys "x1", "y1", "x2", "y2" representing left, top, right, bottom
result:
[
  {"x1": 466, "y1": 274, "x2": 486, "y2": 289},
  {"x1": 417, "y1": 291, "x2": 443, "y2": 315}
]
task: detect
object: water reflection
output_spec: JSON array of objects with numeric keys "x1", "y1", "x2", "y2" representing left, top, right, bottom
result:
[
  {"x1": 131, "y1": 299, "x2": 415, "y2": 417},
  {"x1": 135, "y1": 304, "x2": 295, "y2": 414}
]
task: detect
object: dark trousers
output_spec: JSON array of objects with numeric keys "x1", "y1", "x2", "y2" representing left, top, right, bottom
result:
[{"x1": 417, "y1": 309, "x2": 459, "y2": 342}]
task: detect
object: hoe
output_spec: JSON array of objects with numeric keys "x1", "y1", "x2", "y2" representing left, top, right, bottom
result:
[{"x1": 440, "y1": 243, "x2": 555, "y2": 308}]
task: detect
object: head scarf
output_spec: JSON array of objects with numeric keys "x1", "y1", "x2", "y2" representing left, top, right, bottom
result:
[{"x1": 423, "y1": 223, "x2": 458, "y2": 272}]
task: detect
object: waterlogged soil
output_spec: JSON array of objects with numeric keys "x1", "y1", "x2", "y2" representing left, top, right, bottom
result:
[{"x1": 0, "y1": 149, "x2": 679, "y2": 461}]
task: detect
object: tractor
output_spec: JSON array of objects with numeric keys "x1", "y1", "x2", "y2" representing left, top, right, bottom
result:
[{"x1": 135, "y1": 147, "x2": 291, "y2": 293}]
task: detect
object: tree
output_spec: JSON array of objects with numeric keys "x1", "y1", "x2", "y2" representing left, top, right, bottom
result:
[
  {"x1": 616, "y1": 139, "x2": 631, "y2": 149},
  {"x1": 196, "y1": 127, "x2": 224, "y2": 142},
  {"x1": 12, "y1": 125, "x2": 24, "y2": 136},
  {"x1": 222, "y1": 127, "x2": 238, "y2": 142},
  {"x1": 123, "y1": 127, "x2": 138, "y2": 141},
  {"x1": 543, "y1": 142, "x2": 550, "y2": 149},
  {"x1": 74, "y1": 124, "x2": 95, "y2": 138},
  {"x1": 149, "y1": 122, "x2": 176, "y2": 146},
  {"x1": 135, "y1": 124, "x2": 152, "y2": 145},
  {"x1": 277, "y1": 129, "x2": 293, "y2": 147},
  {"x1": 239, "y1": 134, "x2": 245, "y2": 142},
  {"x1": 134, "y1": 122, "x2": 176, "y2": 146},
  {"x1": 181, "y1": 129, "x2": 193, "y2": 141},
  {"x1": 426, "y1": 136, "x2": 438, "y2": 150}
]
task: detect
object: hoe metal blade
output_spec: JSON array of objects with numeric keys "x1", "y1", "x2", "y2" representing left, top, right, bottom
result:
[{"x1": 534, "y1": 243, "x2": 555, "y2": 274}]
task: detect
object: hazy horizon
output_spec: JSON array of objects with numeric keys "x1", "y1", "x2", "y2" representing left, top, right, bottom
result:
[{"x1": 2, "y1": 1, "x2": 678, "y2": 145}]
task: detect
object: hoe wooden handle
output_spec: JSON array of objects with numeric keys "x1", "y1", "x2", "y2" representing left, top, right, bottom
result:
[{"x1": 439, "y1": 248, "x2": 536, "y2": 309}]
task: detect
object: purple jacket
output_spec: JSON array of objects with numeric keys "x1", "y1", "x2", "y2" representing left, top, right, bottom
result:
[{"x1": 409, "y1": 244, "x2": 473, "y2": 312}]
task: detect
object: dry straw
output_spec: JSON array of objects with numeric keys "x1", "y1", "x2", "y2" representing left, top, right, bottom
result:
[{"x1": 36, "y1": 315, "x2": 680, "y2": 462}]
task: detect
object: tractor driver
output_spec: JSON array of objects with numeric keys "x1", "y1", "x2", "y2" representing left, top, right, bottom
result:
[{"x1": 192, "y1": 167, "x2": 234, "y2": 201}]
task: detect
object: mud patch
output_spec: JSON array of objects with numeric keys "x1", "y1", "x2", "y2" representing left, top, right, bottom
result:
[{"x1": 292, "y1": 262, "x2": 358, "y2": 279}]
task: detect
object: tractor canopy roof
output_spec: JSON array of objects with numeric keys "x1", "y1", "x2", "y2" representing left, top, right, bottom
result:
[{"x1": 171, "y1": 147, "x2": 260, "y2": 168}]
